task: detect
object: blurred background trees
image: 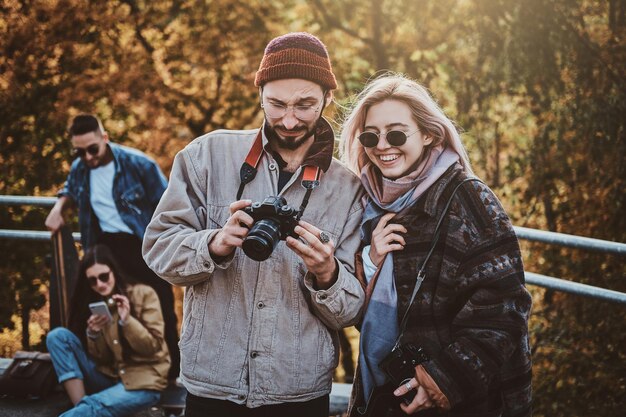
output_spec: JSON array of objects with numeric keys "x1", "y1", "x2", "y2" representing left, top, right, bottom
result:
[{"x1": 1, "y1": 0, "x2": 624, "y2": 415}]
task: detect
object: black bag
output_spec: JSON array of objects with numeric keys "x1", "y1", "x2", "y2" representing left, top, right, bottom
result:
[{"x1": 0, "y1": 351, "x2": 58, "y2": 398}]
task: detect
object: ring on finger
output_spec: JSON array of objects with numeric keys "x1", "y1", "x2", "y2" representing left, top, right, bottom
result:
[
  {"x1": 319, "y1": 231, "x2": 331, "y2": 244},
  {"x1": 405, "y1": 382, "x2": 412, "y2": 391}
]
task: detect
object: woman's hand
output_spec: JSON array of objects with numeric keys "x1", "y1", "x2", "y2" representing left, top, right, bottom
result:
[
  {"x1": 369, "y1": 212, "x2": 407, "y2": 266},
  {"x1": 87, "y1": 314, "x2": 109, "y2": 333},
  {"x1": 111, "y1": 294, "x2": 131, "y2": 324},
  {"x1": 394, "y1": 377, "x2": 435, "y2": 414}
]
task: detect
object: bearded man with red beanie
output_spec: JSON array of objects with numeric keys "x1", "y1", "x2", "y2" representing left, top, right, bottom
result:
[{"x1": 143, "y1": 32, "x2": 365, "y2": 416}]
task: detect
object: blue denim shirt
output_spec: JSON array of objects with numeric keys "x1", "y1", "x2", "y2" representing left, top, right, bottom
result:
[{"x1": 60, "y1": 143, "x2": 167, "y2": 249}]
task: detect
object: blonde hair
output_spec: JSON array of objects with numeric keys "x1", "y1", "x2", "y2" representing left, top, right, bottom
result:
[{"x1": 339, "y1": 73, "x2": 473, "y2": 176}]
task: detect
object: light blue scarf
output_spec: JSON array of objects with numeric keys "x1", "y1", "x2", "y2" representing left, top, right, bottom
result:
[{"x1": 358, "y1": 147, "x2": 459, "y2": 403}]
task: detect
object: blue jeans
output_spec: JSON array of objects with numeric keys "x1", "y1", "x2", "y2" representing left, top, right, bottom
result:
[{"x1": 46, "y1": 327, "x2": 160, "y2": 417}]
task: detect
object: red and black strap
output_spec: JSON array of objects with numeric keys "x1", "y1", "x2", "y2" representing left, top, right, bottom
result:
[{"x1": 237, "y1": 130, "x2": 321, "y2": 218}]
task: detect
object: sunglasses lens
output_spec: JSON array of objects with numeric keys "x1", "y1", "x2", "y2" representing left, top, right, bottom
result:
[
  {"x1": 386, "y1": 131, "x2": 408, "y2": 146},
  {"x1": 87, "y1": 271, "x2": 110, "y2": 286},
  {"x1": 72, "y1": 144, "x2": 100, "y2": 158},
  {"x1": 358, "y1": 132, "x2": 379, "y2": 148},
  {"x1": 98, "y1": 272, "x2": 110, "y2": 283},
  {"x1": 87, "y1": 144, "x2": 100, "y2": 155}
]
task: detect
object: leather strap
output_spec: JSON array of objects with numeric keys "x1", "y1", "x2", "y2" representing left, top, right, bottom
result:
[
  {"x1": 393, "y1": 177, "x2": 482, "y2": 349},
  {"x1": 236, "y1": 131, "x2": 264, "y2": 200},
  {"x1": 237, "y1": 130, "x2": 321, "y2": 217}
]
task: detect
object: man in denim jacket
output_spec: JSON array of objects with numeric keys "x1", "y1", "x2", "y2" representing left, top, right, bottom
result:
[
  {"x1": 143, "y1": 33, "x2": 365, "y2": 417},
  {"x1": 45, "y1": 114, "x2": 180, "y2": 381}
]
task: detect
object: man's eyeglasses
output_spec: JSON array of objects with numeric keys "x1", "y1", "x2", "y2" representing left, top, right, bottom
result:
[
  {"x1": 358, "y1": 129, "x2": 421, "y2": 148},
  {"x1": 261, "y1": 97, "x2": 324, "y2": 121},
  {"x1": 72, "y1": 143, "x2": 101, "y2": 158},
  {"x1": 87, "y1": 271, "x2": 111, "y2": 287}
]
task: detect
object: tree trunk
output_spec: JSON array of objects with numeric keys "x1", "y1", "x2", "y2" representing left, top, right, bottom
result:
[
  {"x1": 493, "y1": 122, "x2": 501, "y2": 187},
  {"x1": 21, "y1": 306, "x2": 30, "y2": 350},
  {"x1": 370, "y1": 0, "x2": 389, "y2": 70}
]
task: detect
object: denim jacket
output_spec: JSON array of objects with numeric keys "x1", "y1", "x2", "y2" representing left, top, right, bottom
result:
[
  {"x1": 60, "y1": 143, "x2": 167, "y2": 248},
  {"x1": 142, "y1": 121, "x2": 365, "y2": 407}
]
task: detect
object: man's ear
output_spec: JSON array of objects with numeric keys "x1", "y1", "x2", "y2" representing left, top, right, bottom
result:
[
  {"x1": 102, "y1": 132, "x2": 110, "y2": 143},
  {"x1": 324, "y1": 90, "x2": 334, "y2": 108}
]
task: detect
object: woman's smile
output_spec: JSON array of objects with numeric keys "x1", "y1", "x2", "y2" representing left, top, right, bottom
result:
[
  {"x1": 377, "y1": 154, "x2": 400, "y2": 163},
  {"x1": 363, "y1": 99, "x2": 432, "y2": 180}
]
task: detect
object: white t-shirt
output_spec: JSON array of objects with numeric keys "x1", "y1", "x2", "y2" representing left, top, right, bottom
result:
[{"x1": 90, "y1": 162, "x2": 133, "y2": 234}]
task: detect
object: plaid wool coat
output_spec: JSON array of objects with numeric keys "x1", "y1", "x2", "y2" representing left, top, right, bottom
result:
[{"x1": 349, "y1": 164, "x2": 532, "y2": 417}]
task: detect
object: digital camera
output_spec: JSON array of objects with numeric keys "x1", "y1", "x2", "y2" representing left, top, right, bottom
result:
[
  {"x1": 241, "y1": 196, "x2": 301, "y2": 261},
  {"x1": 378, "y1": 343, "x2": 429, "y2": 405}
]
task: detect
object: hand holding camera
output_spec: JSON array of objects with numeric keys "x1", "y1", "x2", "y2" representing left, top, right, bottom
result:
[
  {"x1": 208, "y1": 199, "x2": 254, "y2": 259},
  {"x1": 393, "y1": 377, "x2": 437, "y2": 414},
  {"x1": 210, "y1": 196, "x2": 337, "y2": 286},
  {"x1": 378, "y1": 343, "x2": 429, "y2": 405},
  {"x1": 286, "y1": 221, "x2": 337, "y2": 289},
  {"x1": 240, "y1": 196, "x2": 301, "y2": 261}
]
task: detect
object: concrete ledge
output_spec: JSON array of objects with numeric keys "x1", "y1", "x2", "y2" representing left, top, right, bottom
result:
[
  {"x1": 0, "y1": 391, "x2": 162, "y2": 417},
  {"x1": 0, "y1": 382, "x2": 353, "y2": 417}
]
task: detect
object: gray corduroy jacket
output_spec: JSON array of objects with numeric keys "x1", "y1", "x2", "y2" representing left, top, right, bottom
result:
[{"x1": 142, "y1": 122, "x2": 365, "y2": 407}]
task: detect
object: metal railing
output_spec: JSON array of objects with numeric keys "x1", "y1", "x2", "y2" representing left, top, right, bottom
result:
[
  {"x1": 0, "y1": 196, "x2": 81, "y2": 241},
  {"x1": 1, "y1": 194, "x2": 625, "y2": 305},
  {"x1": 1, "y1": 194, "x2": 624, "y2": 414},
  {"x1": 0, "y1": 195, "x2": 57, "y2": 207},
  {"x1": 514, "y1": 226, "x2": 626, "y2": 255}
]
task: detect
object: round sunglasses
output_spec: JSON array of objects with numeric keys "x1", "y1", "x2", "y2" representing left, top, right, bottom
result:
[
  {"x1": 358, "y1": 129, "x2": 420, "y2": 148},
  {"x1": 72, "y1": 143, "x2": 101, "y2": 158},
  {"x1": 87, "y1": 270, "x2": 111, "y2": 287}
]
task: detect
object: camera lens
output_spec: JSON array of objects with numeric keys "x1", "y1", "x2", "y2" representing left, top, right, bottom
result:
[{"x1": 242, "y1": 219, "x2": 281, "y2": 261}]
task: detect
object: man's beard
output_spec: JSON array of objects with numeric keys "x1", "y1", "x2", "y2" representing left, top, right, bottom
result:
[{"x1": 264, "y1": 117, "x2": 318, "y2": 150}]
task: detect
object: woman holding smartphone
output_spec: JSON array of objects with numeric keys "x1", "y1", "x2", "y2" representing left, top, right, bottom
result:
[
  {"x1": 340, "y1": 74, "x2": 532, "y2": 416},
  {"x1": 46, "y1": 244, "x2": 170, "y2": 417}
]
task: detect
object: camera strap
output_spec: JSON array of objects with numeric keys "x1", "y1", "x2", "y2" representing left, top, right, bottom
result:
[
  {"x1": 393, "y1": 177, "x2": 482, "y2": 350},
  {"x1": 237, "y1": 130, "x2": 321, "y2": 218}
]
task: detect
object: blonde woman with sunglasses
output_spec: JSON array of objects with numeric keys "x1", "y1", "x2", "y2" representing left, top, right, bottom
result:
[
  {"x1": 340, "y1": 74, "x2": 532, "y2": 417},
  {"x1": 46, "y1": 244, "x2": 170, "y2": 417}
]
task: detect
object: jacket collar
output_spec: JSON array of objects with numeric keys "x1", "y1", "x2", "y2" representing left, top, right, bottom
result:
[
  {"x1": 108, "y1": 143, "x2": 123, "y2": 175},
  {"x1": 261, "y1": 117, "x2": 335, "y2": 173}
]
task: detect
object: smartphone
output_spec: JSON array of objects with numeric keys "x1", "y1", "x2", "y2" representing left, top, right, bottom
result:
[{"x1": 88, "y1": 301, "x2": 112, "y2": 322}]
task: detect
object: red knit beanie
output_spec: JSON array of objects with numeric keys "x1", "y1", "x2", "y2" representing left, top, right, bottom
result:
[{"x1": 254, "y1": 32, "x2": 337, "y2": 90}]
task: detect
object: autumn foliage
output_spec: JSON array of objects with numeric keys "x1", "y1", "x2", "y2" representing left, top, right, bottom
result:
[{"x1": 1, "y1": 1, "x2": 624, "y2": 416}]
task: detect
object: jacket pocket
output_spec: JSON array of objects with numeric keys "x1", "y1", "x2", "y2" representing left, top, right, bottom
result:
[
  {"x1": 121, "y1": 183, "x2": 146, "y2": 214},
  {"x1": 320, "y1": 325, "x2": 337, "y2": 369},
  {"x1": 179, "y1": 313, "x2": 197, "y2": 349},
  {"x1": 207, "y1": 204, "x2": 229, "y2": 229},
  {"x1": 179, "y1": 285, "x2": 204, "y2": 374},
  {"x1": 309, "y1": 325, "x2": 336, "y2": 389}
]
